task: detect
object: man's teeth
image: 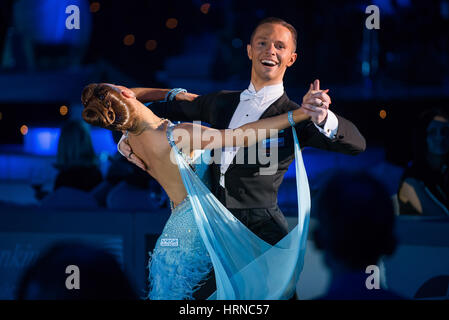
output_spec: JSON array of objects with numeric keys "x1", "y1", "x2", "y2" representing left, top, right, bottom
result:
[{"x1": 261, "y1": 60, "x2": 277, "y2": 66}]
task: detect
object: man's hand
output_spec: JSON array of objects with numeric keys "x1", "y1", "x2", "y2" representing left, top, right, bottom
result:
[
  {"x1": 117, "y1": 132, "x2": 147, "y2": 171},
  {"x1": 114, "y1": 85, "x2": 136, "y2": 98},
  {"x1": 175, "y1": 91, "x2": 198, "y2": 102},
  {"x1": 301, "y1": 79, "x2": 331, "y2": 125}
]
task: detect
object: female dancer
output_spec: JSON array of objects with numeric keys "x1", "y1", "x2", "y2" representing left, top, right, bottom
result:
[{"x1": 81, "y1": 83, "x2": 309, "y2": 299}]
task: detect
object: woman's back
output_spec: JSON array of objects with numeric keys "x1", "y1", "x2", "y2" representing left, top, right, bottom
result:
[{"x1": 126, "y1": 121, "x2": 189, "y2": 207}]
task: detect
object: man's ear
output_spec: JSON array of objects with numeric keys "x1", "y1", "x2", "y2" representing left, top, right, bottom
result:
[
  {"x1": 247, "y1": 44, "x2": 253, "y2": 61},
  {"x1": 286, "y1": 52, "x2": 298, "y2": 67}
]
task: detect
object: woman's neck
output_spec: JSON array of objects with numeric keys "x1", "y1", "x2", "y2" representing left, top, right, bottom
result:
[{"x1": 129, "y1": 105, "x2": 165, "y2": 135}]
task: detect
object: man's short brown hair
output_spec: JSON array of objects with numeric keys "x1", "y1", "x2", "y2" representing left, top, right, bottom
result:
[{"x1": 249, "y1": 17, "x2": 298, "y2": 51}]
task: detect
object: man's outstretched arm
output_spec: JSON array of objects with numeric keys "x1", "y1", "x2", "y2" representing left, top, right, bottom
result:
[{"x1": 125, "y1": 86, "x2": 219, "y2": 123}]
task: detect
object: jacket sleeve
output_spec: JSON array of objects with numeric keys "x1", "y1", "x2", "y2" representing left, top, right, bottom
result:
[
  {"x1": 295, "y1": 113, "x2": 366, "y2": 155},
  {"x1": 146, "y1": 92, "x2": 218, "y2": 123}
]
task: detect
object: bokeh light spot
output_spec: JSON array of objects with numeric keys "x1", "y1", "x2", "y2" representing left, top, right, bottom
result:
[
  {"x1": 166, "y1": 18, "x2": 178, "y2": 29},
  {"x1": 90, "y1": 2, "x2": 100, "y2": 13},
  {"x1": 123, "y1": 34, "x2": 135, "y2": 46},
  {"x1": 145, "y1": 40, "x2": 157, "y2": 51},
  {"x1": 200, "y1": 3, "x2": 211, "y2": 14},
  {"x1": 60, "y1": 105, "x2": 68, "y2": 116},
  {"x1": 20, "y1": 125, "x2": 28, "y2": 135}
]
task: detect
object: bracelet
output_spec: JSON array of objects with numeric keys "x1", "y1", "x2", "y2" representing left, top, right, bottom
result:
[
  {"x1": 287, "y1": 111, "x2": 296, "y2": 127},
  {"x1": 165, "y1": 88, "x2": 187, "y2": 102}
]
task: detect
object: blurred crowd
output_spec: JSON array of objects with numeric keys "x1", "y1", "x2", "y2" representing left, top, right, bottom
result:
[{"x1": 34, "y1": 120, "x2": 168, "y2": 211}]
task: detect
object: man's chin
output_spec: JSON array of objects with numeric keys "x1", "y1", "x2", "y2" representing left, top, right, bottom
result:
[{"x1": 257, "y1": 72, "x2": 280, "y2": 82}]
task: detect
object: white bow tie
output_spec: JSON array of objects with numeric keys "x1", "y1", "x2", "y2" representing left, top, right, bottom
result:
[{"x1": 240, "y1": 89, "x2": 264, "y2": 102}]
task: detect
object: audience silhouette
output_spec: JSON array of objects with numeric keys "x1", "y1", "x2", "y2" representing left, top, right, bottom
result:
[{"x1": 312, "y1": 171, "x2": 403, "y2": 300}]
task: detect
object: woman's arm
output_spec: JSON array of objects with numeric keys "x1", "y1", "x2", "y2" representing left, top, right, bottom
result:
[
  {"x1": 129, "y1": 87, "x2": 198, "y2": 103},
  {"x1": 398, "y1": 179, "x2": 423, "y2": 214},
  {"x1": 131, "y1": 87, "x2": 169, "y2": 102},
  {"x1": 173, "y1": 108, "x2": 310, "y2": 151}
]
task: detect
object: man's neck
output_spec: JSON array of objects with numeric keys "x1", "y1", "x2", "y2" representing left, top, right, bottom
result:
[{"x1": 250, "y1": 79, "x2": 283, "y2": 92}]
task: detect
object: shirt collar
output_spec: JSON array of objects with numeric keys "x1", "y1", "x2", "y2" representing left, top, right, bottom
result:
[{"x1": 247, "y1": 82, "x2": 284, "y2": 102}]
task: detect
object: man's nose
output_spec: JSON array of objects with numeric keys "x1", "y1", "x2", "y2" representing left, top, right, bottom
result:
[{"x1": 265, "y1": 42, "x2": 276, "y2": 55}]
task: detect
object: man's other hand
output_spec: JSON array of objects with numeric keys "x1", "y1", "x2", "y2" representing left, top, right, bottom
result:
[{"x1": 175, "y1": 91, "x2": 198, "y2": 102}]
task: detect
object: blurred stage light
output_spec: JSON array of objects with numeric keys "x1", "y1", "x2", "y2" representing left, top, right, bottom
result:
[
  {"x1": 13, "y1": 0, "x2": 92, "y2": 46},
  {"x1": 20, "y1": 125, "x2": 29, "y2": 135},
  {"x1": 22, "y1": 127, "x2": 117, "y2": 156},
  {"x1": 379, "y1": 109, "x2": 387, "y2": 119},
  {"x1": 90, "y1": 1, "x2": 100, "y2": 13},
  {"x1": 145, "y1": 40, "x2": 157, "y2": 51},
  {"x1": 200, "y1": 3, "x2": 211, "y2": 14},
  {"x1": 362, "y1": 61, "x2": 370, "y2": 76},
  {"x1": 59, "y1": 105, "x2": 68, "y2": 116},
  {"x1": 123, "y1": 34, "x2": 135, "y2": 46},
  {"x1": 166, "y1": 18, "x2": 178, "y2": 29}
]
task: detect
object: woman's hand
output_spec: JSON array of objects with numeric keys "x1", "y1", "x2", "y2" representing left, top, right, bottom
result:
[
  {"x1": 292, "y1": 106, "x2": 312, "y2": 124},
  {"x1": 117, "y1": 132, "x2": 147, "y2": 171}
]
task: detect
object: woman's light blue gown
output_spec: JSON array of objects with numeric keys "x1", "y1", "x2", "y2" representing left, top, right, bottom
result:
[{"x1": 147, "y1": 120, "x2": 311, "y2": 300}]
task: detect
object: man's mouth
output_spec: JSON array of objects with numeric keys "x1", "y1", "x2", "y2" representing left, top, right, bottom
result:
[{"x1": 260, "y1": 59, "x2": 278, "y2": 67}]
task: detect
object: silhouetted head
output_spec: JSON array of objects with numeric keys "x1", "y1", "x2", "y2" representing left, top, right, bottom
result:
[
  {"x1": 399, "y1": 108, "x2": 449, "y2": 194},
  {"x1": 16, "y1": 241, "x2": 138, "y2": 300},
  {"x1": 81, "y1": 83, "x2": 138, "y2": 131},
  {"x1": 312, "y1": 171, "x2": 397, "y2": 270},
  {"x1": 55, "y1": 120, "x2": 98, "y2": 170},
  {"x1": 412, "y1": 108, "x2": 449, "y2": 161}
]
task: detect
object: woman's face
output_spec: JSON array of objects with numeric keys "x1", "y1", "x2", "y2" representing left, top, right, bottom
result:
[{"x1": 427, "y1": 115, "x2": 449, "y2": 155}]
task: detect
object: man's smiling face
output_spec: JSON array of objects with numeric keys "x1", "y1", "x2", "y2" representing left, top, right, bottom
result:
[{"x1": 247, "y1": 23, "x2": 297, "y2": 88}]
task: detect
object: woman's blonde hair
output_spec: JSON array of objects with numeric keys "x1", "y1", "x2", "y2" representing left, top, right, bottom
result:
[{"x1": 55, "y1": 120, "x2": 98, "y2": 170}]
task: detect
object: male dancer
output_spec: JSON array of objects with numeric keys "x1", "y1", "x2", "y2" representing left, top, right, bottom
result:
[{"x1": 119, "y1": 17, "x2": 366, "y2": 298}]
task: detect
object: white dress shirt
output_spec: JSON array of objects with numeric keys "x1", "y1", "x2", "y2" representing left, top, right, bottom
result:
[{"x1": 219, "y1": 82, "x2": 339, "y2": 187}]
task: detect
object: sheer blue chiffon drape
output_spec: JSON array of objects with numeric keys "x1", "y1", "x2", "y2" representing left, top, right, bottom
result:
[{"x1": 174, "y1": 127, "x2": 311, "y2": 299}]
